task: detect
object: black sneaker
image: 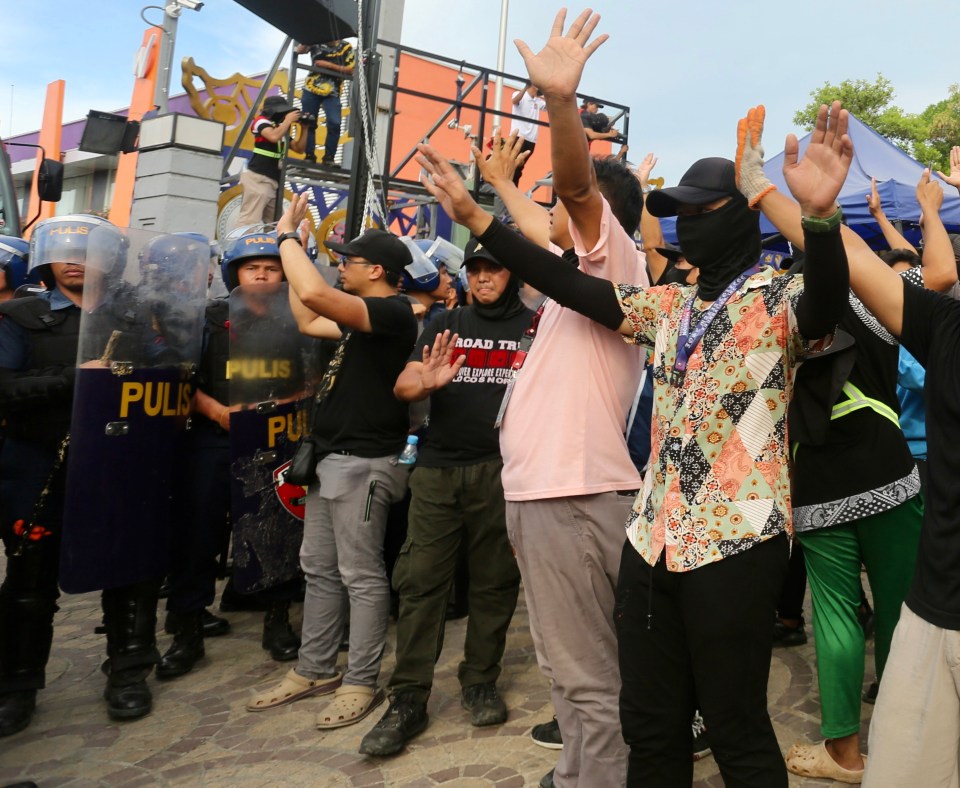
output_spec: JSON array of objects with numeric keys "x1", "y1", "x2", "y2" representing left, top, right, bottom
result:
[
  {"x1": 772, "y1": 619, "x2": 807, "y2": 647},
  {"x1": 862, "y1": 681, "x2": 879, "y2": 704},
  {"x1": 530, "y1": 716, "x2": 563, "y2": 749},
  {"x1": 692, "y1": 712, "x2": 712, "y2": 761},
  {"x1": 461, "y1": 682, "x2": 507, "y2": 726},
  {"x1": 358, "y1": 694, "x2": 428, "y2": 756}
]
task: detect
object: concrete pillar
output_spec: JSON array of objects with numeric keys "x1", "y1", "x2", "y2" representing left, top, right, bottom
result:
[{"x1": 128, "y1": 113, "x2": 225, "y2": 237}]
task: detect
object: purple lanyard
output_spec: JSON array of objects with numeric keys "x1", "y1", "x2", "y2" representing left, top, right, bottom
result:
[{"x1": 671, "y1": 267, "x2": 757, "y2": 387}]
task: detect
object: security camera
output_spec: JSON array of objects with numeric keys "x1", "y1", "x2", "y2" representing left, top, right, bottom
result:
[{"x1": 176, "y1": 0, "x2": 204, "y2": 9}]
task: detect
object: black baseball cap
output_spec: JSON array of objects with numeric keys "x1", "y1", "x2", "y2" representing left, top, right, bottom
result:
[
  {"x1": 645, "y1": 157, "x2": 740, "y2": 218},
  {"x1": 581, "y1": 97, "x2": 604, "y2": 109},
  {"x1": 654, "y1": 243, "x2": 685, "y2": 263},
  {"x1": 461, "y1": 237, "x2": 502, "y2": 269},
  {"x1": 262, "y1": 95, "x2": 296, "y2": 115},
  {"x1": 325, "y1": 229, "x2": 412, "y2": 274}
]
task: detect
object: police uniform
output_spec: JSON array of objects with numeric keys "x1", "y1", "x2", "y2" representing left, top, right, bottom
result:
[
  {"x1": 0, "y1": 287, "x2": 161, "y2": 735},
  {"x1": 160, "y1": 237, "x2": 309, "y2": 678}
]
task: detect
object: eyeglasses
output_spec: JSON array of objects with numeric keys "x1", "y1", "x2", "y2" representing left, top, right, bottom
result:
[{"x1": 338, "y1": 258, "x2": 373, "y2": 268}]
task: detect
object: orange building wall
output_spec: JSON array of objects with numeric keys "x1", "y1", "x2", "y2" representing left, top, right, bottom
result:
[{"x1": 388, "y1": 53, "x2": 612, "y2": 197}]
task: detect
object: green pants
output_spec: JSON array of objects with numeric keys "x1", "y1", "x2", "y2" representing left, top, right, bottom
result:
[
  {"x1": 797, "y1": 494, "x2": 923, "y2": 739},
  {"x1": 388, "y1": 459, "x2": 520, "y2": 702}
]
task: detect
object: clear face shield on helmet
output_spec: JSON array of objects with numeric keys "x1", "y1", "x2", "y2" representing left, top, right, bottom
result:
[
  {"x1": 398, "y1": 236, "x2": 442, "y2": 290},
  {"x1": 75, "y1": 226, "x2": 208, "y2": 366},
  {"x1": 28, "y1": 215, "x2": 114, "y2": 276},
  {"x1": 422, "y1": 236, "x2": 465, "y2": 275}
]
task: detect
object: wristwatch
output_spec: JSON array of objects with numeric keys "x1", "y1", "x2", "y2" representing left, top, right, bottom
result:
[
  {"x1": 801, "y1": 205, "x2": 843, "y2": 233},
  {"x1": 277, "y1": 232, "x2": 301, "y2": 247}
]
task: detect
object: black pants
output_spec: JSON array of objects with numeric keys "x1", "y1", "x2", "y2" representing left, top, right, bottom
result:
[
  {"x1": 167, "y1": 425, "x2": 230, "y2": 614},
  {"x1": 615, "y1": 535, "x2": 789, "y2": 788},
  {"x1": 512, "y1": 139, "x2": 536, "y2": 186},
  {"x1": 777, "y1": 540, "x2": 807, "y2": 621}
]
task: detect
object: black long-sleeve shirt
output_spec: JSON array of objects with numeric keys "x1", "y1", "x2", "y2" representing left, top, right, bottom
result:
[{"x1": 477, "y1": 218, "x2": 848, "y2": 340}]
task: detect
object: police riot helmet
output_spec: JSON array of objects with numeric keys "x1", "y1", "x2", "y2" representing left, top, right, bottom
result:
[
  {"x1": 401, "y1": 239, "x2": 443, "y2": 292},
  {"x1": 221, "y1": 230, "x2": 282, "y2": 291},
  {"x1": 0, "y1": 237, "x2": 31, "y2": 291},
  {"x1": 28, "y1": 214, "x2": 122, "y2": 287},
  {"x1": 139, "y1": 232, "x2": 210, "y2": 288}
]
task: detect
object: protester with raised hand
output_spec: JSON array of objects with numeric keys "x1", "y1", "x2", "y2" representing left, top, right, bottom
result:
[
  {"x1": 418, "y1": 18, "x2": 848, "y2": 785},
  {"x1": 738, "y1": 103, "x2": 937, "y2": 783},
  {"x1": 445, "y1": 10, "x2": 651, "y2": 787},
  {"x1": 866, "y1": 176, "x2": 918, "y2": 254},
  {"x1": 740, "y1": 103, "x2": 960, "y2": 788}
]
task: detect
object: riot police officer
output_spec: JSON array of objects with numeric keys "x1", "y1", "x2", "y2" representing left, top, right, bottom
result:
[
  {"x1": 0, "y1": 215, "x2": 163, "y2": 735},
  {"x1": 158, "y1": 229, "x2": 305, "y2": 680},
  {"x1": 0, "y1": 236, "x2": 31, "y2": 301}
]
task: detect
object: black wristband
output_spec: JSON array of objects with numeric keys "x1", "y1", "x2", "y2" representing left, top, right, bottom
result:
[{"x1": 277, "y1": 232, "x2": 301, "y2": 247}]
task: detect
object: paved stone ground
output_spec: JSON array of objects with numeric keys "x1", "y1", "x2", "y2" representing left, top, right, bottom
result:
[{"x1": 0, "y1": 570, "x2": 875, "y2": 787}]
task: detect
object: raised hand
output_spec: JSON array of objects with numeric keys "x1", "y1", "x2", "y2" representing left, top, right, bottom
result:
[
  {"x1": 472, "y1": 130, "x2": 531, "y2": 186},
  {"x1": 866, "y1": 177, "x2": 885, "y2": 217},
  {"x1": 916, "y1": 168, "x2": 944, "y2": 229},
  {"x1": 935, "y1": 145, "x2": 960, "y2": 192},
  {"x1": 635, "y1": 152, "x2": 658, "y2": 188},
  {"x1": 735, "y1": 105, "x2": 776, "y2": 207},
  {"x1": 783, "y1": 100, "x2": 853, "y2": 218},
  {"x1": 278, "y1": 191, "x2": 310, "y2": 236},
  {"x1": 514, "y1": 9, "x2": 608, "y2": 100},
  {"x1": 420, "y1": 329, "x2": 465, "y2": 393},
  {"x1": 417, "y1": 143, "x2": 492, "y2": 236}
]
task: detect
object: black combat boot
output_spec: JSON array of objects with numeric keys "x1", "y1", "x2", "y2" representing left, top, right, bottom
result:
[
  {"x1": 0, "y1": 546, "x2": 60, "y2": 737},
  {"x1": 100, "y1": 581, "x2": 160, "y2": 721},
  {"x1": 261, "y1": 600, "x2": 300, "y2": 662},
  {"x1": 102, "y1": 665, "x2": 153, "y2": 720},
  {"x1": 0, "y1": 690, "x2": 37, "y2": 737},
  {"x1": 165, "y1": 608, "x2": 229, "y2": 637},
  {"x1": 157, "y1": 610, "x2": 205, "y2": 679}
]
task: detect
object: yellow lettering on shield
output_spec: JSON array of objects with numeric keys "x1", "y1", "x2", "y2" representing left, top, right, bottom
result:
[
  {"x1": 267, "y1": 415, "x2": 285, "y2": 448},
  {"x1": 119, "y1": 382, "x2": 144, "y2": 417}
]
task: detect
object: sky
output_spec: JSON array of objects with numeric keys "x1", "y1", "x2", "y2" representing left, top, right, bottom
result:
[{"x1": 2, "y1": 0, "x2": 959, "y2": 185}]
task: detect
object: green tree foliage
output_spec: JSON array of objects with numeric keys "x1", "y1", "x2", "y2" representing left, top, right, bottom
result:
[{"x1": 794, "y1": 75, "x2": 960, "y2": 172}]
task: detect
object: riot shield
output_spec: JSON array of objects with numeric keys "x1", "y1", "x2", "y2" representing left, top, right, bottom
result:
[
  {"x1": 60, "y1": 227, "x2": 207, "y2": 593},
  {"x1": 228, "y1": 282, "x2": 320, "y2": 593}
]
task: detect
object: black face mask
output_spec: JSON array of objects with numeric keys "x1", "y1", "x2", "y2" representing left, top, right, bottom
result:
[
  {"x1": 656, "y1": 261, "x2": 693, "y2": 286},
  {"x1": 675, "y1": 197, "x2": 760, "y2": 301}
]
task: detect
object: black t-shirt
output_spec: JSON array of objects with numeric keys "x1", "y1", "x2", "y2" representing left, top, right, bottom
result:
[
  {"x1": 900, "y1": 281, "x2": 960, "y2": 629},
  {"x1": 411, "y1": 304, "x2": 533, "y2": 467},
  {"x1": 312, "y1": 295, "x2": 417, "y2": 457}
]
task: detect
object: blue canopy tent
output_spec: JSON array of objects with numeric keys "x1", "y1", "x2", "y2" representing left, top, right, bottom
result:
[{"x1": 659, "y1": 114, "x2": 960, "y2": 252}]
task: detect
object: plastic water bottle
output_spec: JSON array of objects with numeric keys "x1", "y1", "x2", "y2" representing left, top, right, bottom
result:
[{"x1": 395, "y1": 435, "x2": 419, "y2": 466}]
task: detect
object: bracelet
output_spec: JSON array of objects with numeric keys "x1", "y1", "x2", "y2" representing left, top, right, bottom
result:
[
  {"x1": 801, "y1": 205, "x2": 843, "y2": 233},
  {"x1": 277, "y1": 232, "x2": 301, "y2": 247}
]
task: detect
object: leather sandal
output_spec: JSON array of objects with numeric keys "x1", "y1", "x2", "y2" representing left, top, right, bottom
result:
[
  {"x1": 246, "y1": 668, "x2": 341, "y2": 712},
  {"x1": 785, "y1": 741, "x2": 866, "y2": 784},
  {"x1": 316, "y1": 685, "x2": 385, "y2": 729}
]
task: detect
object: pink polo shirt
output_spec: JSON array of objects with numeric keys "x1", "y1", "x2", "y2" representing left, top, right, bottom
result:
[{"x1": 499, "y1": 198, "x2": 648, "y2": 501}]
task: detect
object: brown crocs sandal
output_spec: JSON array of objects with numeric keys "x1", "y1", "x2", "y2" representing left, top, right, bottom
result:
[
  {"x1": 247, "y1": 668, "x2": 342, "y2": 712},
  {"x1": 785, "y1": 741, "x2": 866, "y2": 784},
  {"x1": 316, "y1": 684, "x2": 385, "y2": 729}
]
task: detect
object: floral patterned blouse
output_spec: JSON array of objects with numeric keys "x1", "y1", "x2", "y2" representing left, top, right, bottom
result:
[{"x1": 616, "y1": 268, "x2": 829, "y2": 572}]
